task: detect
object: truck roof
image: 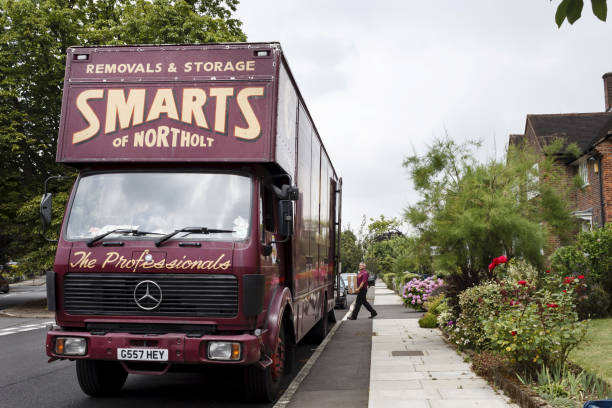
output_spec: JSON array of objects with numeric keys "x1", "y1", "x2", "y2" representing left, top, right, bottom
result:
[{"x1": 56, "y1": 42, "x2": 336, "y2": 179}]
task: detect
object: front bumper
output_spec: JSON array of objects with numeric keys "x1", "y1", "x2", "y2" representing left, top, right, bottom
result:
[{"x1": 46, "y1": 330, "x2": 262, "y2": 366}]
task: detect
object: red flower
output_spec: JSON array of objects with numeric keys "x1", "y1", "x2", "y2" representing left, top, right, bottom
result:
[
  {"x1": 494, "y1": 255, "x2": 508, "y2": 264},
  {"x1": 546, "y1": 303, "x2": 559, "y2": 308},
  {"x1": 546, "y1": 269, "x2": 551, "y2": 274},
  {"x1": 578, "y1": 275, "x2": 585, "y2": 280},
  {"x1": 489, "y1": 255, "x2": 508, "y2": 271},
  {"x1": 563, "y1": 277, "x2": 574, "y2": 284},
  {"x1": 511, "y1": 331, "x2": 517, "y2": 336},
  {"x1": 562, "y1": 290, "x2": 567, "y2": 293},
  {"x1": 517, "y1": 280, "x2": 527, "y2": 286}
]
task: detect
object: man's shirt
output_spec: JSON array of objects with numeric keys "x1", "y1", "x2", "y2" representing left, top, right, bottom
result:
[{"x1": 357, "y1": 270, "x2": 369, "y2": 291}]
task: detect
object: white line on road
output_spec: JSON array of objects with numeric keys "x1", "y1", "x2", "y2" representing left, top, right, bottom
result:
[{"x1": 0, "y1": 321, "x2": 54, "y2": 337}]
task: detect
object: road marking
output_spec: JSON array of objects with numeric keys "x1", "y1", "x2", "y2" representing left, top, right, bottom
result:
[
  {"x1": 273, "y1": 301, "x2": 355, "y2": 408},
  {"x1": 0, "y1": 321, "x2": 54, "y2": 337}
]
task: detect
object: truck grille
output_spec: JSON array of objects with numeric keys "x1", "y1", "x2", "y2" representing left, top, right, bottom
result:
[{"x1": 63, "y1": 273, "x2": 238, "y2": 318}]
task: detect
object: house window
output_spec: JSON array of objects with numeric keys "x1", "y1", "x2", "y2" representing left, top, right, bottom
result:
[
  {"x1": 578, "y1": 160, "x2": 589, "y2": 187},
  {"x1": 572, "y1": 209, "x2": 593, "y2": 232}
]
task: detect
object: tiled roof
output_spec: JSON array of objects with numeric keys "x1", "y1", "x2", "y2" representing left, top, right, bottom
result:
[
  {"x1": 527, "y1": 113, "x2": 612, "y2": 158},
  {"x1": 508, "y1": 134, "x2": 525, "y2": 146}
]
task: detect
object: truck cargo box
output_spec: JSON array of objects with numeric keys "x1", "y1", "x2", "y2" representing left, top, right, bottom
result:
[{"x1": 57, "y1": 43, "x2": 299, "y2": 178}]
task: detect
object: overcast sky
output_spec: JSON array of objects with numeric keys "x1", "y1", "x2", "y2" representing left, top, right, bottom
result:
[{"x1": 236, "y1": 0, "x2": 612, "y2": 232}]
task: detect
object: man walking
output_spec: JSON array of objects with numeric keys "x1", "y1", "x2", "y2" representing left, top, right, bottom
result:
[{"x1": 348, "y1": 262, "x2": 377, "y2": 320}]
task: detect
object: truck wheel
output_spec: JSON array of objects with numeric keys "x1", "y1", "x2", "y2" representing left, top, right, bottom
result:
[
  {"x1": 76, "y1": 359, "x2": 127, "y2": 397},
  {"x1": 243, "y1": 326, "x2": 286, "y2": 402},
  {"x1": 310, "y1": 298, "x2": 329, "y2": 344},
  {"x1": 328, "y1": 303, "x2": 337, "y2": 323}
]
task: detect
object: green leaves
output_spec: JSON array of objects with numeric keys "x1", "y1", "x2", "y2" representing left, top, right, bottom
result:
[
  {"x1": 555, "y1": 0, "x2": 607, "y2": 27},
  {"x1": 403, "y1": 139, "x2": 573, "y2": 279},
  {"x1": 592, "y1": 0, "x2": 608, "y2": 20}
]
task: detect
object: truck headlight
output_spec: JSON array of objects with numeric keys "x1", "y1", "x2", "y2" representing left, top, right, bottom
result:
[
  {"x1": 54, "y1": 337, "x2": 87, "y2": 356},
  {"x1": 207, "y1": 341, "x2": 241, "y2": 361}
]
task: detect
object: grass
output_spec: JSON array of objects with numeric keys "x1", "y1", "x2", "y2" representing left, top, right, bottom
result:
[{"x1": 569, "y1": 317, "x2": 612, "y2": 384}]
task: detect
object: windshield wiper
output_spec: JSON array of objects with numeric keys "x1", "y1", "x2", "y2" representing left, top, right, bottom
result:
[
  {"x1": 86, "y1": 229, "x2": 163, "y2": 247},
  {"x1": 155, "y1": 227, "x2": 234, "y2": 247}
]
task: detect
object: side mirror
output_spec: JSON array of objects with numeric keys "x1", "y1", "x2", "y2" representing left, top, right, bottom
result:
[
  {"x1": 40, "y1": 193, "x2": 53, "y2": 231},
  {"x1": 278, "y1": 200, "x2": 293, "y2": 236}
]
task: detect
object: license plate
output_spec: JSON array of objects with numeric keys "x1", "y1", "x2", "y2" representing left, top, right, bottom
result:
[{"x1": 117, "y1": 348, "x2": 168, "y2": 361}]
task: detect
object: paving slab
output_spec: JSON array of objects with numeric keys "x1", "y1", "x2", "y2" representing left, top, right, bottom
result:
[{"x1": 369, "y1": 281, "x2": 518, "y2": 408}]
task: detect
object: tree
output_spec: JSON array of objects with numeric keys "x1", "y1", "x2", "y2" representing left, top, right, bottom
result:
[
  {"x1": 340, "y1": 228, "x2": 362, "y2": 275},
  {"x1": 554, "y1": 0, "x2": 607, "y2": 27},
  {"x1": 403, "y1": 138, "x2": 575, "y2": 311},
  {"x1": 361, "y1": 215, "x2": 404, "y2": 275},
  {"x1": 389, "y1": 236, "x2": 433, "y2": 276},
  {"x1": 0, "y1": 0, "x2": 246, "y2": 278}
]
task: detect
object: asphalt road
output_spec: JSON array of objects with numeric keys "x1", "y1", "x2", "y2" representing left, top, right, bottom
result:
[
  {"x1": 0, "y1": 282, "x2": 47, "y2": 310},
  {"x1": 0, "y1": 295, "x2": 355, "y2": 408}
]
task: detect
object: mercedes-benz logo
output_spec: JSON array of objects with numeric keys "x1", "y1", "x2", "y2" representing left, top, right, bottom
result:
[{"x1": 133, "y1": 280, "x2": 163, "y2": 311}]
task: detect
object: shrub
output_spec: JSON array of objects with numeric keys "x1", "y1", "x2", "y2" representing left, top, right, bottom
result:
[
  {"x1": 423, "y1": 294, "x2": 444, "y2": 315},
  {"x1": 381, "y1": 273, "x2": 395, "y2": 288},
  {"x1": 500, "y1": 258, "x2": 539, "y2": 286},
  {"x1": 482, "y1": 273, "x2": 588, "y2": 371},
  {"x1": 418, "y1": 312, "x2": 437, "y2": 328},
  {"x1": 399, "y1": 272, "x2": 419, "y2": 288},
  {"x1": 550, "y1": 224, "x2": 612, "y2": 309},
  {"x1": 402, "y1": 276, "x2": 444, "y2": 310},
  {"x1": 576, "y1": 283, "x2": 610, "y2": 319},
  {"x1": 436, "y1": 298, "x2": 454, "y2": 329},
  {"x1": 442, "y1": 268, "x2": 480, "y2": 317},
  {"x1": 454, "y1": 281, "x2": 503, "y2": 349},
  {"x1": 471, "y1": 351, "x2": 510, "y2": 377}
]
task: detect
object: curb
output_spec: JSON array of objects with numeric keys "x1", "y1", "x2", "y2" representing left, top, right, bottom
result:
[{"x1": 273, "y1": 301, "x2": 355, "y2": 408}]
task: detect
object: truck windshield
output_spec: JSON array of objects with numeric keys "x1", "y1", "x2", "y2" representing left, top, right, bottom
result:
[{"x1": 66, "y1": 172, "x2": 251, "y2": 242}]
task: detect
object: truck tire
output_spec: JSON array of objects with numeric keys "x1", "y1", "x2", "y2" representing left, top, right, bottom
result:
[
  {"x1": 310, "y1": 297, "x2": 329, "y2": 344},
  {"x1": 243, "y1": 325, "x2": 287, "y2": 402},
  {"x1": 328, "y1": 302, "x2": 337, "y2": 323},
  {"x1": 76, "y1": 359, "x2": 128, "y2": 397}
]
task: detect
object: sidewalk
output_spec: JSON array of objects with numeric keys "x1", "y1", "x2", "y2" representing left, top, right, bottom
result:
[
  {"x1": 9, "y1": 275, "x2": 46, "y2": 287},
  {"x1": 369, "y1": 280, "x2": 518, "y2": 408}
]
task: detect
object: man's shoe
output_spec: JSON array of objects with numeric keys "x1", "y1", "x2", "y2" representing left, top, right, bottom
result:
[{"x1": 368, "y1": 312, "x2": 378, "y2": 319}]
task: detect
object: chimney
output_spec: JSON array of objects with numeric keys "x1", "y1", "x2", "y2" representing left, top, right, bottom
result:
[{"x1": 604, "y1": 72, "x2": 612, "y2": 112}]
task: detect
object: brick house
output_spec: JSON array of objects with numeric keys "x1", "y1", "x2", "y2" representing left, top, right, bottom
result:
[{"x1": 509, "y1": 73, "x2": 612, "y2": 236}]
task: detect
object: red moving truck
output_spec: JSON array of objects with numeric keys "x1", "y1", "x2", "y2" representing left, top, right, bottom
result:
[{"x1": 40, "y1": 42, "x2": 342, "y2": 402}]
